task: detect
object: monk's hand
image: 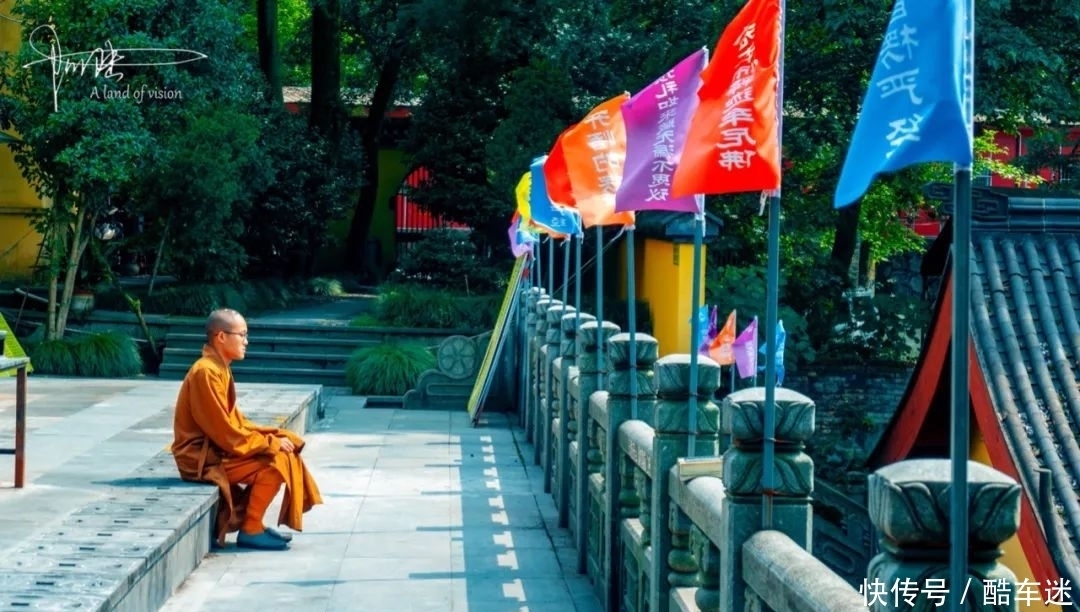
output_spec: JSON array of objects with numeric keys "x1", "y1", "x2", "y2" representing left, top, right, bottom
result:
[{"x1": 277, "y1": 436, "x2": 296, "y2": 453}]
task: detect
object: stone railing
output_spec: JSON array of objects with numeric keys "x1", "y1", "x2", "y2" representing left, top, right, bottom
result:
[{"x1": 519, "y1": 287, "x2": 1024, "y2": 612}]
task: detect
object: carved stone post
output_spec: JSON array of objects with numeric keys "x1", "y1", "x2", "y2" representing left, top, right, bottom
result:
[
  {"x1": 866, "y1": 459, "x2": 1021, "y2": 611},
  {"x1": 532, "y1": 296, "x2": 555, "y2": 465},
  {"x1": 540, "y1": 298, "x2": 565, "y2": 489},
  {"x1": 556, "y1": 309, "x2": 591, "y2": 528},
  {"x1": 719, "y1": 387, "x2": 815, "y2": 612},
  {"x1": 523, "y1": 287, "x2": 546, "y2": 439},
  {"x1": 572, "y1": 320, "x2": 618, "y2": 567},
  {"x1": 599, "y1": 332, "x2": 659, "y2": 610},
  {"x1": 649, "y1": 354, "x2": 721, "y2": 612}
]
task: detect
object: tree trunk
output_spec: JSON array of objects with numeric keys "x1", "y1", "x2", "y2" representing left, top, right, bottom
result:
[
  {"x1": 830, "y1": 200, "x2": 861, "y2": 286},
  {"x1": 256, "y1": 0, "x2": 282, "y2": 105},
  {"x1": 344, "y1": 50, "x2": 404, "y2": 274},
  {"x1": 148, "y1": 212, "x2": 173, "y2": 296},
  {"x1": 309, "y1": 0, "x2": 342, "y2": 140},
  {"x1": 54, "y1": 208, "x2": 94, "y2": 341}
]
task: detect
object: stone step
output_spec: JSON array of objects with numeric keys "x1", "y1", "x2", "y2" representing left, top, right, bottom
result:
[{"x1": 163, "y1": 335, "x2": 367, "y2": 357}]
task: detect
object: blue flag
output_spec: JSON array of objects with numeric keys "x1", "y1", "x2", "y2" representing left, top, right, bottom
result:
[
  {"x1": 691, "y1": 305, "x2": 710, "y2": 353},
  {"x1": 759, "y1": 319, "x2": 786, "y2": 386},
  {"x1": 529, "y1": 156, "x2": 582, "y2": 236},
  {"x1": 834, "y1": 0, "x2": 973, "y2": 208}
]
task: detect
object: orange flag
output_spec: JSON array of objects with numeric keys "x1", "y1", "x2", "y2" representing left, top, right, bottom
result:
[
  {"x1": 709, "y1": 310, "x2": 737, "y2": 365},
  {"x1": 671, "y1": 0, "x2": 781, "y2": 197},
  {"x1": 558, "y1": 93, "x2": 635, "y2": 228}
]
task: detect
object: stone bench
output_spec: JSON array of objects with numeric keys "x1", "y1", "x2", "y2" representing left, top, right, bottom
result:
[{"x1": 0, "y1": 384, "x2": 321, "y2": 611}]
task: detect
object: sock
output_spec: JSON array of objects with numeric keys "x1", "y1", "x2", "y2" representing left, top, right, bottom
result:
[{"x1": 241, "y1": 468, "x2": 284, "y2": 534}]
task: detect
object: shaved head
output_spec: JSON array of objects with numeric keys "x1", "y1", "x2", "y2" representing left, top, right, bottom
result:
[{"x1": 206, "y1": 308, "x2": 244, "y2": 342}]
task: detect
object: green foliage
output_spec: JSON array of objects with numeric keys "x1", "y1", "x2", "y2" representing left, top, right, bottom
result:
[
  {"x1": 239, "y1": 108, "x2": 362, "y2": 278},
  {"x1": 309, "y1": 277, "x2": 346, "y2": 297},
  {"x1": 345, "y1": 342, "x2": 435, "y2": 396},
  {"x1": 391, "y1": 229, "x2": 509, "y2": 294},
  {"x1": 138, "y1": 107, "x2": 262, "y2": 282},
  {"x1": 70, "y1": 332, "x2": 143, "y2": 377},
  {"x1": 29, "y1": 340, "x2": 77, "y2": 376},
  {"x1": 349, "y1": 314, "x2": 382, "y2": 328},
  {"x1": 29, "y1": 332, "x2": 142, "y2": 377},
  {"x1": 704, "y1": 265, "x2": 815, "y2": 371},
  {"x1": 372, "y1": 284, "x2": 498, "y2": 330},
  {"x1": 818, "y1": 294, "x2": 929, "y2": 365},
  {"x1": 95, "y1": 278, "x2": 308, "y2": 316},
  {"x1": 604, "y1": 300, "x2": 653, "y2": 337}
]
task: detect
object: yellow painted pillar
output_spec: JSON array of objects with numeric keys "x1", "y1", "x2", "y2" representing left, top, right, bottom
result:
[{"x1": 638, "y1": 238, "x2": 705, "y2": 356}]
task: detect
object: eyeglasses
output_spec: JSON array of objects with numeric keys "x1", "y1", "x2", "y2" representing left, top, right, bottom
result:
[{"x1": 222, "y1": 331, "x2": 249, "y2": 339}]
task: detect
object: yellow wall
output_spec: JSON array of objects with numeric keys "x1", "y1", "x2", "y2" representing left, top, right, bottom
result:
[
  {"x1": 970, "y1": 425, "x2": 1060, "y2": 611},
  {"x1": 0, "y1": 0, "x2": 48, "y2": 281},
  {"x1": 632, "y1": 238, "x2": 705, "y2": 355}
]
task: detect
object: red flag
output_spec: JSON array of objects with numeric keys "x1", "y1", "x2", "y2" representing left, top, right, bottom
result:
[
  {"x1": 543, "y1": 126, "x2": 577, "y2": 208},
  {"x1": 671, "y1": 0, "x2": 781, "y2": 197},
  {"x1": 558, "y1": 94, "x2": 635, "y2": 228}
]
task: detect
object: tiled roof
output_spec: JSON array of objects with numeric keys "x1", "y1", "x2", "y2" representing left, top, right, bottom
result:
[
  {"x1": 872, "y1": 186, "x2": 1080, "y2": 585},
  {"x1": 968, "y1": 194, "x2": 1080, "y2": 580}
]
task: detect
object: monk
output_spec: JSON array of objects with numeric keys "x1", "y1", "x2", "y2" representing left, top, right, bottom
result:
[{"x1": 171, "y1": 308, "x2": 323, "y2": 551}]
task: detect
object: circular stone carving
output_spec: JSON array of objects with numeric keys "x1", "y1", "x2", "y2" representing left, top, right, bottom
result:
[{"x1": 437, "y1": 335, "x2": 478, "y2": 379}]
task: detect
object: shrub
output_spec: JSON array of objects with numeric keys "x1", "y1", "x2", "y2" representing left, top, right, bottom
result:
[
  {"x1": 70, "y1": 332, "x2": 143, "y2": 377},
  {"x1": 349, "y1": 314, "x2": 381, "y2": 328},
  {"x1": 391, "y1": 229, "x2": 510, "y2": 293},
  {"x1": 29, "y1": 339, "x2": 77, "y2": 376},
  {"x1": 373, "y1": 285, "x2": 496, "y2": 330},
  {"x1": 345, "y1": 342, "x2": 435, "y2": 396},
  {"x1": 309, "y1": 277, "x2": 345, "y2": 297}
]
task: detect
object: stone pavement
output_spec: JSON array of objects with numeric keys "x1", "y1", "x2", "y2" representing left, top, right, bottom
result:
[
  {"x1": 0, "y1": 376, "x2": 320, "y2": 611},
  {"x1": 160, "y1": 395, "x2": 603, "y2": 612}
]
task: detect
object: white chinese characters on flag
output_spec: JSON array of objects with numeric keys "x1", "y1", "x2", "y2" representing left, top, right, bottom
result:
[
  {"x1": 671, "y1": 0, "x2": 782, "y2": 197},
  {"x1": 559, "y1": 93, "x2": 635, "y2": 228},
  {"x1": 834, "y1": 0, "x2": 972, "y2": 208}
]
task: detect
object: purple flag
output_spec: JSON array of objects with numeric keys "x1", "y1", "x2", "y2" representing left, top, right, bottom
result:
[
  {"x1": 615, "y1": 48, "x2": 708, "y2": 213},
  {"x1": 732, "y1": 316, "x2": 758, "y2": 379},
  {"x1": 508, "y1": 215, "x2": 536, "y2": 258}
]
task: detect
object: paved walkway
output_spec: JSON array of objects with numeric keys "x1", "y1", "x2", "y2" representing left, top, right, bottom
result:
[{"x1": 159, "y1": 395, "x2": 601, "y2": 612}]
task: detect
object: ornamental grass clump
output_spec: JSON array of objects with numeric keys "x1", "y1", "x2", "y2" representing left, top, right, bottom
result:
[
  {"x1": 29, "y1": 339, "x2": 77, "y2": 376},
  {"x1": 345, "y1": 342, "x2": 435, "y2": 396},
  {"x1": 70, "y1": 331, "x2": 143, "y2": 377}
]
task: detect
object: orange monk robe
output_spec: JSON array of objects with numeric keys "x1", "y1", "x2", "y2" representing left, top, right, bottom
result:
[{"x1": 171, "y1": 346, "x2": 323, "y2": 545}]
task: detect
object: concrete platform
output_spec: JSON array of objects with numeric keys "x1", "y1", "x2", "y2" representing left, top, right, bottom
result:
[
  {"x1": 161, "y1": 398, "x2": 603, "y2": 612},
  {"x1": 0, "y1": 376, "x2": 602, "y2": 612},
  {"x1": 0, "y1": 377, "x2": 320, "y2": 612}
]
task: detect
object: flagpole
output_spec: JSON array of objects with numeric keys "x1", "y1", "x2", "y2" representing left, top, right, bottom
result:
[
  {"x1": 561, "y1": 237, "x2": 571, "y2": 307},
  {"x1": 761, "y1": 0, "x2": 787, "y2": 531},
  {"x1": 575, "y1": 232, "x2": 583, "y2": 326},
  {"x1": 595, "y1": 225, "x2": 605, "y2": 389},
  {"x1": 547, "y1": 236, "x2": 555, "y2": 297},
  {"x1": 536, "y1": 236, "x2": 544, "y2": 296},
  {"x1": 687, "y1": 199, "x2": 705, "y2": 457},
  {"x1": 949, "y1": 2, "x2": 975, "y2": 609},
  {"x1": 627, "y1": 226, "x2": 638, "y2": 420}
]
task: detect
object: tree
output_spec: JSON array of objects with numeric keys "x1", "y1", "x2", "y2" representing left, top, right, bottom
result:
[
  {"x1": 0, "y1": 0, "x2": 278, "y2": 337},
  {"x1": 256, "y1": 0, "x2": 283, "y2": 104},
  {"x1": 340, "y1": 0, "x2": 423, "y2": 274}
]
